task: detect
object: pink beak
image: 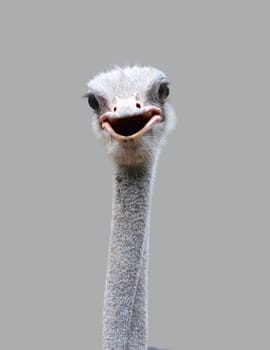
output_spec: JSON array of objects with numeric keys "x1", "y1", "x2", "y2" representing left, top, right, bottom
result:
[{"x1": 99, "y1": 96, "x2": 163, "y2": 142}]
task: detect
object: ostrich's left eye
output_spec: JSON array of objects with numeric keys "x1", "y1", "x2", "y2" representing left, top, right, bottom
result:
[
  {"x1": 158, "y1": 83, "x2": 170, "y2": 100},
  {"x1": 87, "y1": 93, "x2": 100, "y2": 110}
]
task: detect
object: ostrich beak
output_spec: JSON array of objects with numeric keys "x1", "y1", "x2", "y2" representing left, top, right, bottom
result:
[{"x1": 99, "y1": 96, "x2": 162, "y2": 142}]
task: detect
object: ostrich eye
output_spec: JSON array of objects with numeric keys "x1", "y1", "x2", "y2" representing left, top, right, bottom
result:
[
  {"x1": 87, "y1": 93, "x2": 99, "y2": 110},
  {"x1": 158, "y1": 83, "x2": 170, "y2": 100}
]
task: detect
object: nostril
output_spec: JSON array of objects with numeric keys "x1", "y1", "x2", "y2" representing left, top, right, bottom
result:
[
  {"x1": 113, "y1": 106, "x2": 117, "y2": 112},
  {"x1": 136, "y1": 103, "x2": 141, "y2": 109}
]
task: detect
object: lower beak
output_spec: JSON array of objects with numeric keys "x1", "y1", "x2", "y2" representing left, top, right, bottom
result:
[{"x1": 101, "y1": 114, "x2": 162, "y2": 142}]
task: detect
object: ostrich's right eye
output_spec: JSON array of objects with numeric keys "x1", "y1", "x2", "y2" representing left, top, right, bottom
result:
[{"x1": 87, "y1": 93, "x2": 99, "y2": 110}]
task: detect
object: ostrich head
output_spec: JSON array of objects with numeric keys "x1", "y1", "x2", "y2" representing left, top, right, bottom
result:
[{"x1": 86, "y1": 66, "x2": 175, "y2": 165}]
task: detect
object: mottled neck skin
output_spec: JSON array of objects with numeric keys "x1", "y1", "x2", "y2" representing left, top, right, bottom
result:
[{"x1": 103, "y1": 158, "x2": 157, "y2": 350}]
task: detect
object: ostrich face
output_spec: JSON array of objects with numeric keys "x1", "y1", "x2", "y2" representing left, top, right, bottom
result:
[{"x1": 86, "y1": 66, "x2": 175, "y2": 165}]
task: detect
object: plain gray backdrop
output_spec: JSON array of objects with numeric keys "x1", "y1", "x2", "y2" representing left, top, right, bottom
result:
[{"x1": 1, "y1": 1, "x2": 269, "y2": 349}]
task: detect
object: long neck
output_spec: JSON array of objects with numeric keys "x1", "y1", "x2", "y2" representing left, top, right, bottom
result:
[{"x1": 103, "y1": 161, "x2": 157, "y2": 350}]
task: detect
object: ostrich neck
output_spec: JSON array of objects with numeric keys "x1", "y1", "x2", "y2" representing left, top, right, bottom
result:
[{"x1": 103, "y1": 160, "x2": 157, "y2": 350}]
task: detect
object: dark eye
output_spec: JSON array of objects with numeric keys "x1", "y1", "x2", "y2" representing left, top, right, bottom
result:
[
  {"x1": 158, "y1": 83, "x2": 170, "y2": 100},
  {"x1": 87, "y1": 93, "x2": 99, "y2": 110}
]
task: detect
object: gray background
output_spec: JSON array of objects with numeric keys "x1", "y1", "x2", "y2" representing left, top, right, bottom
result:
[{"x1": 1, "y1": 1, "x2": 269, "y2": 349}]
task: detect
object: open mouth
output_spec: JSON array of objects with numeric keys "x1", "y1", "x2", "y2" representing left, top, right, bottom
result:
[{"x1": 99, "y1": 107, "x2": 162, "y2": 141}]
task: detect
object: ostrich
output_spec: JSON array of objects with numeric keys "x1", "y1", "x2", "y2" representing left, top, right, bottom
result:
[{"x1": 85, "y1": 66, "x2": 175, "y2": 350}]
